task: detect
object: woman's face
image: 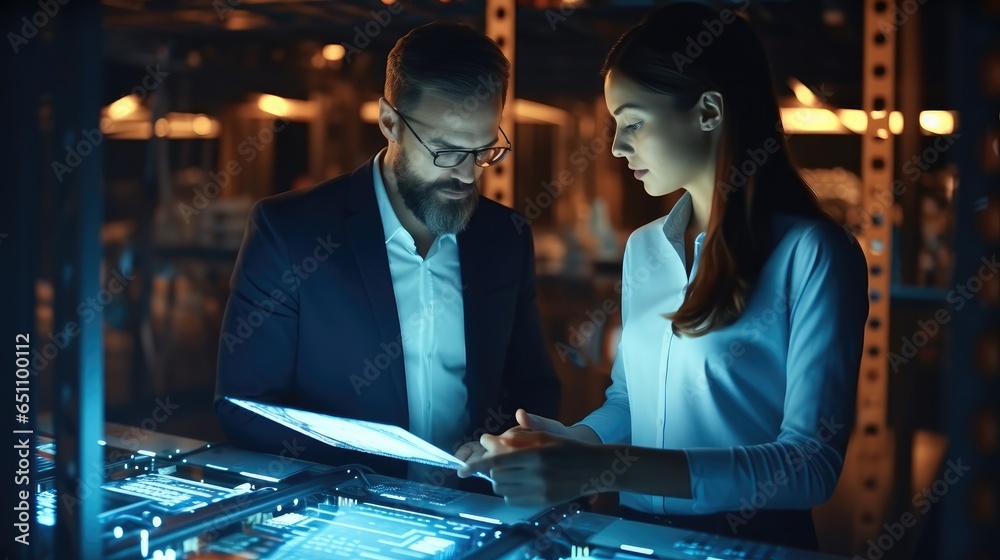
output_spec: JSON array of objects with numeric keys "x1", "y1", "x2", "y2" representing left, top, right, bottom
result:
[{"x1": 603, "y1": 69, "x2": 715, "y2": 197}]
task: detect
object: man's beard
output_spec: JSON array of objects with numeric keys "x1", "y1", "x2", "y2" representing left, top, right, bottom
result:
[{"x1": 391, "y1": 152, "x2": 479, "y2": 235}]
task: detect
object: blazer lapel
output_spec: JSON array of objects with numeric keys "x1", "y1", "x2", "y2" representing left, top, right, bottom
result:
[
  {"x1": 344, "y1": 158, "x2": 409, "y2": 425},
  {"x1": 458, "y1": 213, "x2": 486, "y2": 431}
]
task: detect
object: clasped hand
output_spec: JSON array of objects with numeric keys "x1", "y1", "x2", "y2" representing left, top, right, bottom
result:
[{"x1": 457, "y1": 409, "x2": 609, "y2": 506}]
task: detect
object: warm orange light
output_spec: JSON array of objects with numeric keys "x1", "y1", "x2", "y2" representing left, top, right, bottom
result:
[
  {"x1": 154, "y1": 118, "x2": 170, "y2": 138},
  {"x1": 192, "y1": 114, "x2": 213, "y2": 136},
  {"x1": 360, "y1": 101, "x2": 380, "y2": 123},
  {"x1": 785, "y1": 108, "x2": 956, "y2": 135},
  {"x1": 920, "y1": 111, "x2": 955, "y2": 135},
  {"x1": 780, "y1": 107, "x2": 843, "y2": 133},
  {"x1": 256, "y1": 94, "x2": 316, "y2": 120},
  {"x1": 889, "y1": 111, "x2": 904, "y2": 135},
  {"x1": 789, "y1": 78, "x2": 819, "y2": 106},
  {"x1": 867, "y1": 110, "x2": 904, "y2": 135},
  {"x1": 108, "y1": 95, "x2": 139, "y2": 120},
  {"x1": 258, "y1": 94, "x2": 290, "y2": 117},
  {"x1": 322, "y1": 44, "x2": 346, "y2": 61},
  {"x1": 837, "y1": 109, "x2": 868, "y2": 134}
]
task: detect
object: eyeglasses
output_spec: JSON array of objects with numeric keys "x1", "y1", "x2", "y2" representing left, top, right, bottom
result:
[{"x1": 383, "y1": 98, "x2": 511, "y2": 168}]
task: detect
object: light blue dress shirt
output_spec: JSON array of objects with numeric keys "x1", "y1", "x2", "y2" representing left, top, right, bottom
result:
[
  {"x1": 372, "y1": 151, "x2": 470, "y2": 457},
  {"x1": 578, "y1": 191, "x2": 869, "y2": 515}
]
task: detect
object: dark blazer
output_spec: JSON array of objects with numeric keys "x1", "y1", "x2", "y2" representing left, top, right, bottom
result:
[{"x1": 214, "y1": 155, "x2": 561, "y2": 481}]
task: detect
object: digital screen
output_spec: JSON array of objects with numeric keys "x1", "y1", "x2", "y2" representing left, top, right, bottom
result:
[
  {"x1": 225, "y1": 397, "x2": 492, "y2": 482},
  {"x1": 102, "y1": 473, "x2": 248, "y2": 513},
  {"x1": 207, "y1": 501, "x2": 500, "y2": 559}
]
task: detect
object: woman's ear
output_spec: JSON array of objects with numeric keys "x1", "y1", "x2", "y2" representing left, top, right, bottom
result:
[{"x1": 698, "y1": 91, "x2": 724, "y2": 132}]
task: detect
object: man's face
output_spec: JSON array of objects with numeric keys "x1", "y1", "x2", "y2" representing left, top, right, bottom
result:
[{"x1": 388, "y1": 93, "x2": 503, "y2": 235}]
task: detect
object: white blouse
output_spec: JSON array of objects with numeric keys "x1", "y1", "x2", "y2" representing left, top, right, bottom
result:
[{"x1": 578, "y1": 191, "x2": 869, "y2": 515}]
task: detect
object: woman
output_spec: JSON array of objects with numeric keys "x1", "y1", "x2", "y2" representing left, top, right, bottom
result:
[{"x1": 459, "y1": 2, "x2": 869, "y2": 551}]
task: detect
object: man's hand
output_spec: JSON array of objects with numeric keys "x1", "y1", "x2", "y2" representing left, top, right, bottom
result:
[
  {"x1": 459, "y1": 430, "x2": 611, "y2": 506},
  {"x1": 454, "y1": 440, "x2": 487, "y2": 464}
]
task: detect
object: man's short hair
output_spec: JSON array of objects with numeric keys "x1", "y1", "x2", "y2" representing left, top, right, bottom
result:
[{"x1": 385, "y1": 22, "x2": 510, "y2": 116}]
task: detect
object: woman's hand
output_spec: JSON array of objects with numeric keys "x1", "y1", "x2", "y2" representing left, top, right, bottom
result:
[
  {"x1": 454, "y1": 409, "x2": 554, "y2": 468},
  {"x1": 457, "y1": 408, "x2": 577, "y2": 481},
  {"x1": 462, "y1": 408, "x2": 600, "y2": 452},
  {"x1": 509, "y1": 408, "x2": 573, "y2": 437},
  {"x1": 457, "y1": 430, "x2": 612, "y2": 506}
]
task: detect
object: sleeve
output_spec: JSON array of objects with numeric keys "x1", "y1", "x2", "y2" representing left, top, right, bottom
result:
[
  {"x1": 684, "y1": 223, "x2": 870, "y2": 512},
  {"x1": 214, "y1": 200, "x2": 304, "y2": 452},
  {"x1": 574, "y1": 237, "x2": 633, "y2": 444},
  {"x1": 499, "y1": 225, "x2": 562, "y2": 428}
]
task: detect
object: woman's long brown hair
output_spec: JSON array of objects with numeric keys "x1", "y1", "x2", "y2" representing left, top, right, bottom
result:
[{"x1": 603, "y1": 2, "x2": 828, "y2": 337}]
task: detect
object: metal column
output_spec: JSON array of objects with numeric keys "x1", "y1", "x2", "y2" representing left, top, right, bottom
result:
[
  {"x1": 889, "y1": 0, "x2": 922, "y2": 531},
  {"x1": 484, "y1": 0, "x2": 515, "y2": 208},
  {"x1": 1, "y1": 3, "x2": 44, "y2": 559},
  {"x1": 50, "y1": 0, "x2": 106, "y2": 557},
  {"x1": 853, "y1": 0, "x2": 898, "y2": 549},
  {"x1": 940, "y1": 1, "x2": 1000, "y2": 557}
]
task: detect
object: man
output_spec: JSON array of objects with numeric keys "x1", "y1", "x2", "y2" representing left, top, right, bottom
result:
[{"x1": 214, "y1": 22, "x2": 561, "y2": 489}]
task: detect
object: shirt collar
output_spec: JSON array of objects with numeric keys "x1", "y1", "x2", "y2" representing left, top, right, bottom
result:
[
  {"x1": 372, "y1": 149, "x2": 458, "y2": 251},
  {"x1": 663, "y1": 191, "x2": 700, "y2": 241},
  {"x1": 662, "y1": 190, "x2": 707, "y2": 263},
  {"x1": 372, "y1": 149, "x2": 410, "y2": 245}
]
